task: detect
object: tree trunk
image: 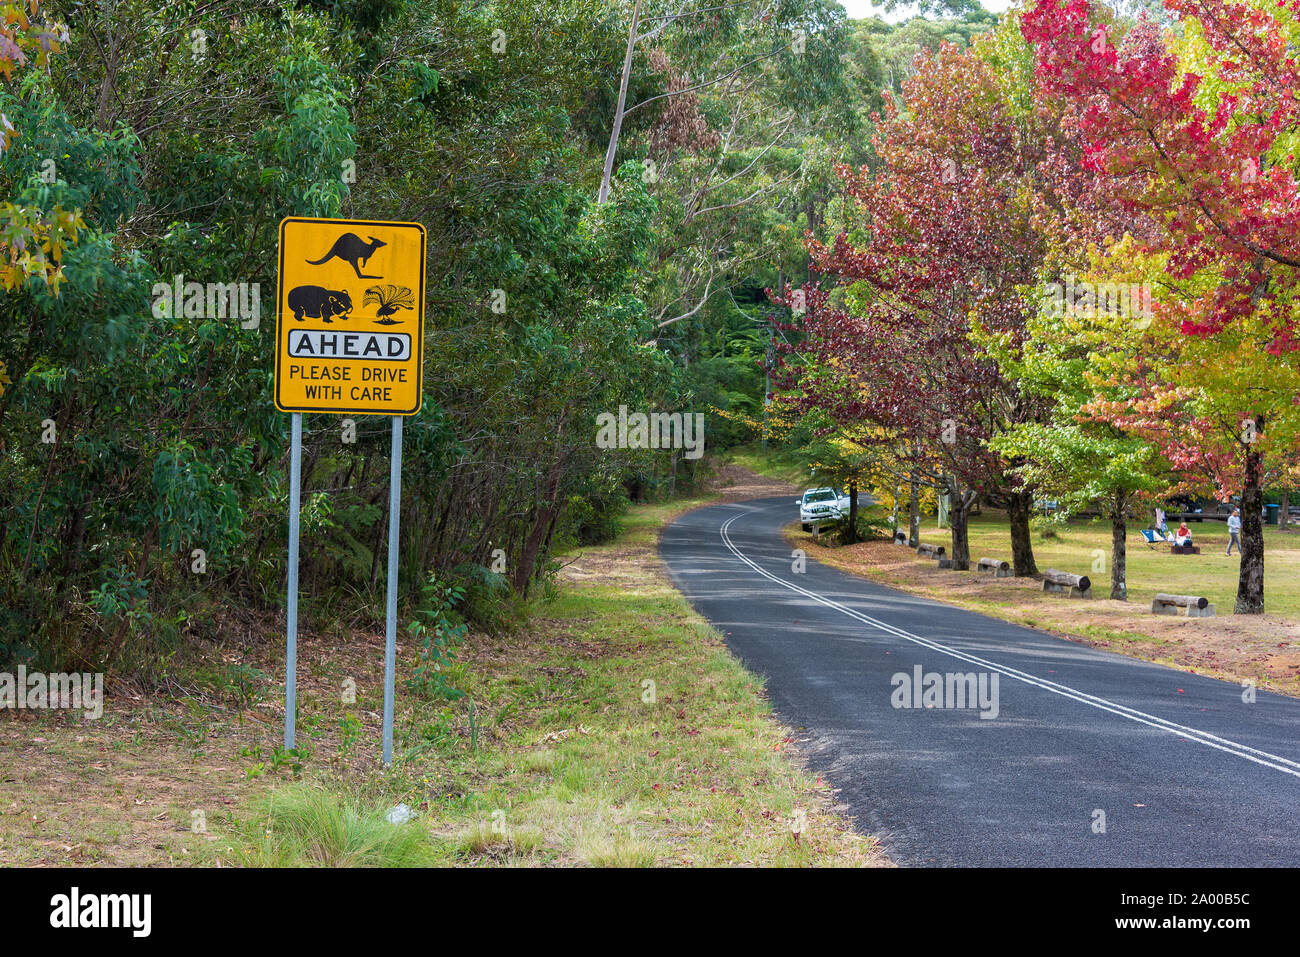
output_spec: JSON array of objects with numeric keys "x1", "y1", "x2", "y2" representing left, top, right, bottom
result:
[
  {"x1": 514, "y1": 502, "x2": 558, "y2": 598},
  {"x1": 907, "y1": 475, "x2": 920, "y2": 547},
  {"x1": 59, "y1": 501, "x2": 89, "y2": 596},
  {"x1": 1006, "y1": 489, "x2": 1038, "y2": 576},
  {"x1": 945, "y1": 477, "x2": 974, "y2": 570},
  {"x1": 1280, "y1": 489, "x2": 1290, "y2": 530},
  {"x1": 948, "y1": 498, "x2": 972, "y2": 570},
  {"x1": 512, "y1": 445, "x2": 566, "y2": 596},
  {"x1": 844, "y1": 480, "x2": 859, "y2": 545},
  {"x1": 1109, "y1": 489, "x2": 1127, "y2": 600},
  {"x1": 1236, "y1": 442, "x2": 1265, "y2": 614},
  {"x1": 597, "y1": 0, "x2": 642, "y2": 205}
]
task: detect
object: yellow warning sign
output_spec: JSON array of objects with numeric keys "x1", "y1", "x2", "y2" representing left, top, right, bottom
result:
[{"x1": 274, "y1": 217, "x2": 426, "y2": 416}]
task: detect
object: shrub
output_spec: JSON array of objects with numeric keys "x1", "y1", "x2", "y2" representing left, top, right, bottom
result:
[{"x1": 406, "y1": 574, "x2": 468, "y2": 701}]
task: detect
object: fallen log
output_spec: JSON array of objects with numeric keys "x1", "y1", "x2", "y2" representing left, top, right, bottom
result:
[
  {"x1": 977, "y1": 557, "x2": 1011, "y2": 578},
  {"x1": 1151, "y1": 593, "x2": 1215, "y2": 618},
  {"x1": 916, "y1": 543, "x2": 946, "y2": 558},
  {"x1": 1042, "y1": 568, "x2": 1091, "y2": 598}
]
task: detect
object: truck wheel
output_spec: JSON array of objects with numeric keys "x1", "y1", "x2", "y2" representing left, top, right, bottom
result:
[{"x1": 801, "y1": 523, "x2": 811, "y2": 532}]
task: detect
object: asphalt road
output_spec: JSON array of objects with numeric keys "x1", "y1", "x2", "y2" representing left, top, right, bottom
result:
[{"x1": 660, "y1": 496, "x2": 1300, "y2": 866}]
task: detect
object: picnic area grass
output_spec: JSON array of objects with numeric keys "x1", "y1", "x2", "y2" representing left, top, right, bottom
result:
[
  {"x1": 788, "y1": 505, "x2": 1300, "y2": 697},
  {"x1": 957, "y1": 511, "x2": 1300, "y2": 619}
]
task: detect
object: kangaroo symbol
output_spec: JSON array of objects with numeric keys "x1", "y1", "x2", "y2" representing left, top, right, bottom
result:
[{"x1": 305, "y1": 233, "x2": 387, "y2": 279}]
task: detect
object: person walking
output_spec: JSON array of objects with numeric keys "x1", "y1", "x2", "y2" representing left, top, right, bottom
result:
[{"x1": 1227, "y1": 507, "x2": 1242, "y2": 555}]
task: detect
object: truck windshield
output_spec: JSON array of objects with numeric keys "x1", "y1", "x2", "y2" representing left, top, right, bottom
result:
[{"x1": 805, "y1": 491, "x2": 835, "y2": 503}]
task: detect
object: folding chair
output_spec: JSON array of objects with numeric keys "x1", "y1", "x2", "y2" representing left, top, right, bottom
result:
[{"x1": 1140, "y1": 528, "x2": 1172, "y2": 549}]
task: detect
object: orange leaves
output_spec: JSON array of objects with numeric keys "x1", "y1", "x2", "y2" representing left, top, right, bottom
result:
[{"x1": 0, "y1": 1, "x2": 66, "y2": 83}]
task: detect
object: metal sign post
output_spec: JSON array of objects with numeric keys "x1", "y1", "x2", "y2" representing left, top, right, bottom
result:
[
  {"x1": 285, "y1": 411, "x2": 303, "y2": 749},
  {"x1": 274, "y1": 216, "x2": 425, "y2": 764},
  {"x1": 382, "y1": 415, "x2": 402, "y2": 766}
]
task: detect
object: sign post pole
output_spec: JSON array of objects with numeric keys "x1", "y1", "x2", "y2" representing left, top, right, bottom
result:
[
  {"x1": 274, "y1": 217, "x2": 425, "y2": 763},
  {"x1": 285, "y1": 411, "x2": 303, "y2": 750},
  {"x1": 382, "y1": 414, "x2": 403, "y2": 766}
]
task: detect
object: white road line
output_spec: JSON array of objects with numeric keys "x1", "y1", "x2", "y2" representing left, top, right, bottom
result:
[{"x1": 718, "y1": 511, "x2": 1300, "y2": 780}]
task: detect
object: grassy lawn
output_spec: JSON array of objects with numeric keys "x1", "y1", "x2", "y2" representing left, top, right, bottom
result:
[
  {"x1": 788, "y1": 506, "x2": 1300, "y2": 698},
  {"x1": 2, "y1": 484, "x2": 886, "y2": 867},
  {"x1": 953, "y1": 511, "x2": 1300, "y2": 619}
]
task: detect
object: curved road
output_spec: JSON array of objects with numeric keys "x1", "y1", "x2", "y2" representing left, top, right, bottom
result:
[{"x1": 660, "y1": 496, "x2": 1300, "y2": 866}]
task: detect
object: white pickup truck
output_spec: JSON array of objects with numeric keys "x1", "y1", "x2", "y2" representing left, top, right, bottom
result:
[{"x1": 797, "y1": 487, "x2": 851, "y2": 531}]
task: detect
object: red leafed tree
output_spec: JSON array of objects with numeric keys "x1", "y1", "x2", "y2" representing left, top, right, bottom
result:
[
  {"x1": 1023, "y1": 0, "x2": 1300, "y2": 611},
  {"x1": 1023, "y1": 0, "x2": 1300, "y2": 349},
  {"x1": 776, "y1": 39, "x2": 1079, "y2": 572}
]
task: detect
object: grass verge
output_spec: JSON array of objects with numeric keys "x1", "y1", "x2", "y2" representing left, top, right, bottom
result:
[
  {"x1": 3, "y1": 475, "x2": 887, "y2": 867},
  {"x1": 723, "y1": 443, "x2": 812, "y2": 487},
  {"x1": 212, "y1": 492, "x2": 886, "y2": 866}
]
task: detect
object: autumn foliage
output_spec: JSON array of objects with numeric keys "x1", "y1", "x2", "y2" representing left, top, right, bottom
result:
[
  {"x1": 1024, "y1": 0, "x2": 1300, "y2": 350},
  {"x1": 780, "y1": 1, "x2": 1300, "y2": 611}
]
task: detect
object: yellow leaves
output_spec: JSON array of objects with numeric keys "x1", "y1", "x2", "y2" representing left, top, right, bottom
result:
[
  {"x1": 0, "y1": 359, "x2": 10, "y2": 398},
  {"x1": 44, "y1": 261, "x2": 65, "y2": 295},
  {"x1": 712, "y1": 399, "x2": 801, "y2": 443},
  {"x1": 0, "y1": 202, "x2": 84, "y2": 296},
  {"x1": 45, "y1": 204, "x2": 83, "y2": 264}
]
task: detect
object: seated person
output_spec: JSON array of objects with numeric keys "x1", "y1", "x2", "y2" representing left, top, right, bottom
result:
[{"x1": 1175, "y1": 521, "x2": 1193, "y2": 546}]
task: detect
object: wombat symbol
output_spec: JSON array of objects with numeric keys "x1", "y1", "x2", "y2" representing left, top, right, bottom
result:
[
  {"x1": 305, "y1": 232, "x2": 387, "y2": 279},
  {"x1": 288, "y1": 286, "x2": 353, "y2": 323}
]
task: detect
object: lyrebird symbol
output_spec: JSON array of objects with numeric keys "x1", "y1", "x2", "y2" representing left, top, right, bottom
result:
[
  {"x1": 305, "y1": 233, "x2": 386, "y2": 279},
  {"x1": 364, "y1": 285, "x2": 415, "y2": 325}
]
